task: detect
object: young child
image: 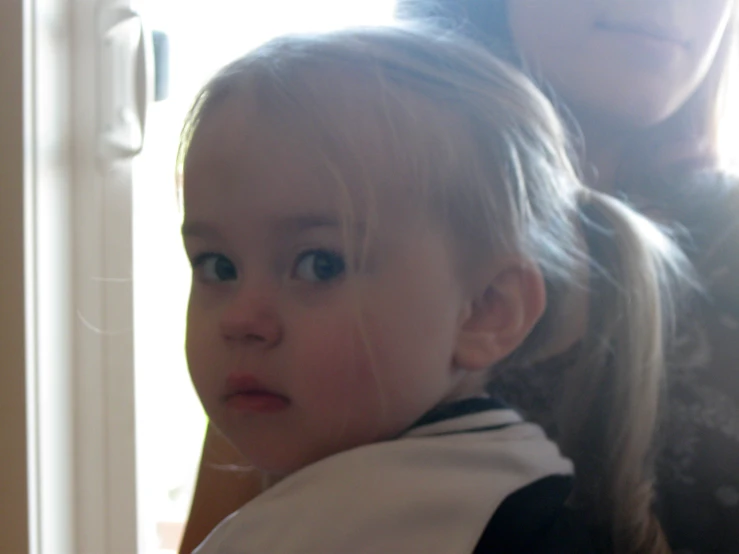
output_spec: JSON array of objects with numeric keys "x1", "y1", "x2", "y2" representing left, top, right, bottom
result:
[{"x1": 179, "y1": 26, "x2": 687, "y2": 554}]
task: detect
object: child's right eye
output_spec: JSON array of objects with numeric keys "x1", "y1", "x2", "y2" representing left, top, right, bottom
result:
[
  {"x1": 192, "y1": 253, "x2": 238, "y2": 283},
  {"x1": 292, "y1": 249, "x2": 346, "y2": 283}
]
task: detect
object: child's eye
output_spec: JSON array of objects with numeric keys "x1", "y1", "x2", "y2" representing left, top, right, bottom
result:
[
  {"x1": 292, "y1": 249, "x2": 346, "y2": 283},
  {"x1": 192, "y1": 253, "x2": 238, "y2": 283}
]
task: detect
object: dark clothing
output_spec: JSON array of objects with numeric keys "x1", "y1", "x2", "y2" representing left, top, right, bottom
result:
[
  {"x1": 492, "y1": 170, "x2": 739, "y2": 553},
  {"x1": 475, "y1": 475, "x2": 605, "y2": 553}
]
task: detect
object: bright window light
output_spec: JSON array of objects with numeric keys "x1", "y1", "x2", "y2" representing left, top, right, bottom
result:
[{"x1": 719, "y1": 49, "x2": 739, "y2": 170}]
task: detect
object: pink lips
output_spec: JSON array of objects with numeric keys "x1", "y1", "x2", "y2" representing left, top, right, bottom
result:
[
  {"x1": 593, "y1": 19, "x2": 687, "y2": 68},
  {"x1": 223, "y1": 373, "x2": 290, "y2": 413}
]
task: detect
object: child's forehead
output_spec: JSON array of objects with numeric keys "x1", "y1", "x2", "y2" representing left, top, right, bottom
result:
[
  {"x1": 187, "y1": 104, "x2": 338, "y2": 192},
  {"x1": 187, "y1": 61, "x2": 462, "y2": 169},
  {"x1": 184, "y1": 82, "x2": 432, "y2": 206},
  {"x1": 185, "y1": 110, "x2": 390, "y2": 228}
]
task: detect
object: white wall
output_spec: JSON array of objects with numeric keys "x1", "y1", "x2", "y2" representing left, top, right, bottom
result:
[{"x1": 0, "y1": 0, "x2": 30, "y2": 551}]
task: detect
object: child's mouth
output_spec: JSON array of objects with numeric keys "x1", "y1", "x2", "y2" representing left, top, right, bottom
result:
[
  {"x1": 223, "y1": 373, "x2": 290, "y2": 413},
  {"x1": 224, "y1": 391, "x2": 290, "y2": 413}
]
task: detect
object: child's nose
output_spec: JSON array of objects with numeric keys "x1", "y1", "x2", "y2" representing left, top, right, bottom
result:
[{"x1": 219, "y1": 287, "x2": 283, "y2": 347}]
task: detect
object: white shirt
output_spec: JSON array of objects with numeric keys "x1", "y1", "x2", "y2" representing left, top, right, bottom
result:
[{"x1": 194, "y1": 398, "x2": 573, "y2": 554}]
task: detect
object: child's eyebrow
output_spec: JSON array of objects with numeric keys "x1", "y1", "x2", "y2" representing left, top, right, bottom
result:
[
  {"x1": 181, "y1": 221, "x2": 220, "y2": 239},
  {"x1": 272, "y1": 214, "x2": 342, "y2": 234},
  {"x1": 181, "y1": 215, "x2": 364, "y2": 239},
  {"x1": 272, "y1": 214, "x2": 369, "y2": 240}
]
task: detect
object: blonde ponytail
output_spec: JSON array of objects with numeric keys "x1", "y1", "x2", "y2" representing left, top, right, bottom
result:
[{"x1": 559, "y1": 189, "x2": 690, "y2": 554}]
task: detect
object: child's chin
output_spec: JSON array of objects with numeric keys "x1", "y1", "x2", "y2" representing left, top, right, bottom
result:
[
  {"x1": 265, "y1": 449, "x2": 355, "y2": 479},
  {"x1": 247, "y1": 452, "x2": 318, "y2": 478}
]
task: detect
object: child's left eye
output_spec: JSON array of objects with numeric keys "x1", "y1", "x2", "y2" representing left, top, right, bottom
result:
[
  {"x1": 192, "y1": 253, "x2": 238, "y2": 283},
  {"x1": 292, "y1": 250, "x2": 346, "y2": 283}
]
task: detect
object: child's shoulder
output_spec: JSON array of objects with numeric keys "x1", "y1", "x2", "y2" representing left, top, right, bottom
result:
[{"x1": 194, "y1": 398, "x2": 579, "y2": 554}]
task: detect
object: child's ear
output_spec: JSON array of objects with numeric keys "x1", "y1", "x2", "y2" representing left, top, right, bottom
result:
[{"x1": 453, "y1": 259, "x2": 546, "y2": 371}]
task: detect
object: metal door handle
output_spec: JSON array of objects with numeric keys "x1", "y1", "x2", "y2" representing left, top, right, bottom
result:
[{"x1": 98, "y1": 6, "x2": 154, "y2": 159}]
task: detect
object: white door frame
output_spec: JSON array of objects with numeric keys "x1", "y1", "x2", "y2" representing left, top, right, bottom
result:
[{"x1": 26, "y1": 0, "x2": 139, "y2": 552}]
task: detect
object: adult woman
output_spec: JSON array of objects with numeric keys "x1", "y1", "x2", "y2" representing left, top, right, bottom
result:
[{"x1": 179, "y1": 1, "x2": 739, "y2": 552}]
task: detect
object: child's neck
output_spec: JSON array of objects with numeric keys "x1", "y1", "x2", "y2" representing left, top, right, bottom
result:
[
  {"x1": 532, "y1": 235, "x2": 590, "y2": 363},
  {"x1": 522, "y1": 114, "x2": 633, "y2": 363}
]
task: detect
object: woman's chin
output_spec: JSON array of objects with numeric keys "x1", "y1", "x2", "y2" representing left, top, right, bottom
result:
[{"x1": 571, "y1": 90, "x2": 689, "y2": 134}]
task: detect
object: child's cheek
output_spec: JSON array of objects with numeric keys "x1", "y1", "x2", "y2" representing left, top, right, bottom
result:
[
  {"x1": 185, "y1": 319, "x2": 222, "y2": 410},
  {"x1": 291, "y1": 311, "x2": 386, "y2": 425}
]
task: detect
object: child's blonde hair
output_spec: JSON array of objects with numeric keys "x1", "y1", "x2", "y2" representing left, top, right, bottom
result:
[{"x1": 179, "y1": 26, "x2": 690, "y2": 554}]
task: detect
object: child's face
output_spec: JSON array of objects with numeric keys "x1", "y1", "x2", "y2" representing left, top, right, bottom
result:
[{"x1": 182, "y1": 94, "x2": 478, "y2": 475}]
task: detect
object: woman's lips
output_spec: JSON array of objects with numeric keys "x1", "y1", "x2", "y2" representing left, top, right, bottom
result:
[
  {"x1": 595, "y1": 20, "x2": 688, "y2": 47},
  {"x1": 593, "y1": 19, "x2": 687, "y2": 68},
  {"x1": 223, "y1": 373, "x2": 290, "y2": 413}
]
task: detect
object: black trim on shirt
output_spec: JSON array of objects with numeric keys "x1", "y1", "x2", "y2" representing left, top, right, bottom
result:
[
  {"x1": 409, "y1": 396, "x2": 510, "y2": 430},
  {"x1": 422, "y1": 422, "x2": 524, "y2": 438}
]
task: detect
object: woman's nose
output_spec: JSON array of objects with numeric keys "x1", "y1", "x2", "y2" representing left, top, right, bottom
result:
[{"x1": 219, "y1": 286, "x2": 283, "y2": 347}]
